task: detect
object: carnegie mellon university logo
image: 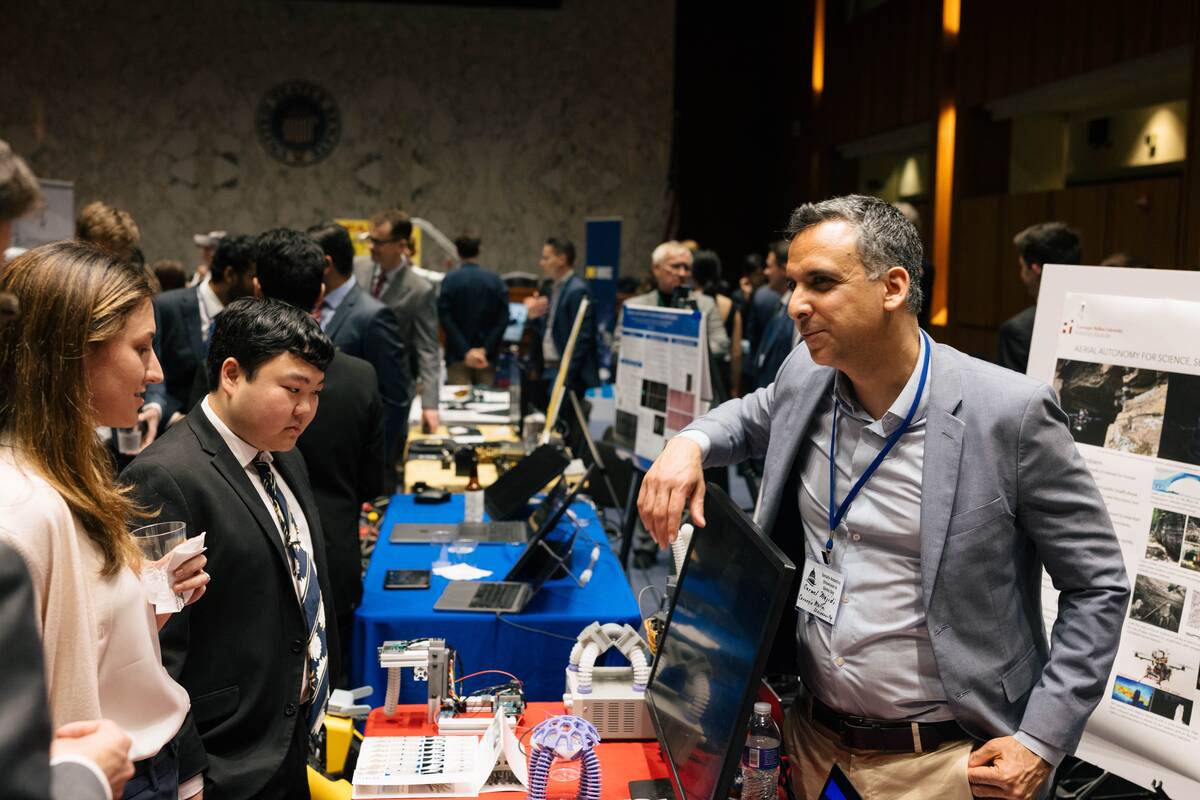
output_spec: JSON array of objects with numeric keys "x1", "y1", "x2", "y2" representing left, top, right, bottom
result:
[{"x1": 256, "y1": 81, "x2": 341, "y2": 166}]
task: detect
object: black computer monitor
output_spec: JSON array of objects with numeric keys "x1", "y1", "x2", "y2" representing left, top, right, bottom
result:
[
  {"x1": 506, "y1": 465, "x2": 593, "y2": 584},
  {"x1": 484, "y1": 443, "x2": 570, "y2": 521},
  {"x1": 645, "y1": 483, "x2": 797, "y2": 800}
]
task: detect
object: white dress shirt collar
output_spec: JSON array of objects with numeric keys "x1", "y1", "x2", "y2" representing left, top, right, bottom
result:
[
  {"x1": 200, "y1": 395, "x2": 266, "y2": 468},
  {"x1": 197, "y1": 276, "x2": 224, "y2": 319}
]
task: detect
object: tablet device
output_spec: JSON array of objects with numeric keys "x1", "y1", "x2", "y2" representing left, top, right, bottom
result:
[{"x1": 383, "y1": 569, "x2": 432, "y2": 590}]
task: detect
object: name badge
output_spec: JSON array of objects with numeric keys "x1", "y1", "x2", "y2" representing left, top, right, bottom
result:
[{"x1": 796, "y1": 561, "x2": 845, "y2": 625}]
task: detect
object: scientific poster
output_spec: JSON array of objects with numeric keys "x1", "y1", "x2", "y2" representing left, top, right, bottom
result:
[
  {"x1": 1030, "y1": 267, "x2": 1200, "y2": 796},
  {"x1": 614, "y1": 306, "x2": 709, "y2": 469}
]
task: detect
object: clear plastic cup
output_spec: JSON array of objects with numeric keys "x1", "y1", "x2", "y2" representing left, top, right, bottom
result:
[
  {"x1": 448, "y1": 537, "x2": 478, "y2": 559},
  {"x1": 131, "y1": 521, "x2": 187, "y2": 605}
]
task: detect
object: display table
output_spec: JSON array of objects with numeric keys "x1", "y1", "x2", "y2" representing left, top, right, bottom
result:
[
  {"x1": 361, "y1": 701, "x2": 670, "y2": 800},
  {"x1": 353, "y1": 495, "x2": 641, "y2": 710},
  {"x1": 402, "y1": 424, "x2": 520, "y2": 492}
]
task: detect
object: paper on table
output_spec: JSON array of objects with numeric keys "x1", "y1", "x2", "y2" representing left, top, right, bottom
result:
[
  {"x1": 431, "y1": 563, "x2": 493, "y2": 581},
  {"x1": 141, "y1": 532, "x2": 207, "y2": 614}
]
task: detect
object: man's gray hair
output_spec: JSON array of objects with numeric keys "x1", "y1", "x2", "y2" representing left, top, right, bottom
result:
[{"x1": 785, "y1": 194, "x2": 924, "y2": 315}]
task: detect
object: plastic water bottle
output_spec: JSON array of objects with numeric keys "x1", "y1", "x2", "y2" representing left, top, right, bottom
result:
[{"x1": 740, "y1": 702, "x2": 780, "y2": 800}]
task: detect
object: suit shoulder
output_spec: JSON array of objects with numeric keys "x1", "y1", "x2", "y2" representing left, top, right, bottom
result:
[
  {"x1": 332, "y1": 350, "x2": 377, "y2": 380},
  {"x1": 940, "y1": 344, "x2": 1048, "y2": 402},
  {"x1": 998, "y1": 306, "x2": 1036, "y2": 335},
  {"x1": 155, "y1": 286, "x2": 195, "y2": 308}
]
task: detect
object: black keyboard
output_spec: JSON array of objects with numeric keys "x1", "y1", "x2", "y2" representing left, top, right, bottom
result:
[{"x1": 470, "y1": 583, "x2": 523, "y2": 609}]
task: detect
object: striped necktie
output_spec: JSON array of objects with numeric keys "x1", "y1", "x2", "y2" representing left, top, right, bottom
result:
[{"x1": 252, "y1": 453, "x2": 329, "y2": 736}]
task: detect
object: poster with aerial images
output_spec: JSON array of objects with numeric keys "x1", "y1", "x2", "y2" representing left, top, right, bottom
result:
[
  {"x1": 613, "y1": 305, "x2": 711, "y2": 469},
  {"x1": 1027, "y1": 268, "x2": 1200, "y2": 796}
]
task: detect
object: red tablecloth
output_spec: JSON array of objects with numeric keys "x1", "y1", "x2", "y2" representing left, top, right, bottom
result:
[{"x1": 363, "y1": 701, "x2": 671, "y2": 799}]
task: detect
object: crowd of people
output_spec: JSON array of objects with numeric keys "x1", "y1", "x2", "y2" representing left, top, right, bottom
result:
[{"x1": 0, "y1": 122, "x2": 1137, "y2": 800}]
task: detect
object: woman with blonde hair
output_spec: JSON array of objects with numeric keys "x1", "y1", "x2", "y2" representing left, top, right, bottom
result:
[{"x1": 0, "y1": 241, "x2": 210, "y2": 800}]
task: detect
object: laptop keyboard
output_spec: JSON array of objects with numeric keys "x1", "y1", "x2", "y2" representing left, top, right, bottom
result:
[{"x1": 471, "y1": 583, "x2": 522, "y2": 609}]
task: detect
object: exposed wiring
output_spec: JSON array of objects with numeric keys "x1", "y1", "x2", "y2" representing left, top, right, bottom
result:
[
  {"x1": 457, "y1": 669, "x2": 523, "y2": 688},
  {"x1": 494, "y1": 613, "x2": 577, "y2": 641},
  {"x1": 637, "y1": 584, "x2": 663, "y2": 619}
]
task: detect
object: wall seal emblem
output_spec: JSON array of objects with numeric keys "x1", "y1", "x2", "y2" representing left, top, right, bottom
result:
[{"x1": 256, "y1": 80, "x2": 341, "y2": 166}]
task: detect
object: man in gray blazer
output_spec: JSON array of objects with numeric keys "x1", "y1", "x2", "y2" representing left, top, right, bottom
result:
[
  {"x1": 638, "y1": 196, "x2": 1128, "y2": 800},
  {"x1": 354, "y1": 209, "x2": 441, "y2": 432},
  {"x1": 618, "y1": 240, "x2": 730, "y2": 358}
]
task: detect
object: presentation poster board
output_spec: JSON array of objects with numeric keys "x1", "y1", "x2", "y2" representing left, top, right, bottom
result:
[
  {"x1": 614, "y1": 305, "x2": 709, "y2": 470},
  {"x1": 1029, "y1": 265, "x2": 1200, "y2": 797}
]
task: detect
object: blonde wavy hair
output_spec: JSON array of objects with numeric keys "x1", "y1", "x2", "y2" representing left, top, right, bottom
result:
[{"x1": 0, "y1": 241, "x2": 152, "y2": 575}]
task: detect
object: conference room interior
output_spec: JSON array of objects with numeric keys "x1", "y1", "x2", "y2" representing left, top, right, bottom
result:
[{"x1": 6, "y1": 0, "x2": 1200, "y2": 798}]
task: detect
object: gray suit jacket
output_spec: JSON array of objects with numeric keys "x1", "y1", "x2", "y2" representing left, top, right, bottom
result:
[
  {"x1": 0, "y1": 542, "x2": 107, "y2": 800},
  {"x1": 355, "y1": 257, "x2": 441, "y2": 410},
  {"x1": 684, "y1": 340, "x2": 1129, "y2": 753}
]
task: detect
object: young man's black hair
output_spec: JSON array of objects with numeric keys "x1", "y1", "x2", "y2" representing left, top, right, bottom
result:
[
  {"x1": 454, "y1": 233, "x2": 481, "y2": 261},
  {"x1": 255, "y1": 227, "x2": 326, "y2": 310},
  {"x1": 205, "y1": 296, "x2": 333, "y2": 391},
  {"x1": 545, "y1": 237, "x2": 575, "y2": 266},
  {"x1": 306, "y1": 222, "x2": 355, "y2": 277},
  {"x1": 211, "y1": 233, "x2": 257, "y2": 281}
]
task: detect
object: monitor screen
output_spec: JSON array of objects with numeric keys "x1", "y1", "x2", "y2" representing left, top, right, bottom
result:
[
  {"x1": 646, "y1": 484, "x2": 796, "y2": 800},
  {"x1": 502, "y1": 301, "x2": 529, "y2": 344}
]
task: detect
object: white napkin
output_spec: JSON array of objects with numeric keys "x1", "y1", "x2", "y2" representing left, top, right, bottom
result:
[
  {"x1": 432, "y1": 563, "x2": 493, "y2": 581},
  {"x1": 141, "y1": 532, "x2": 207, "y2": 614}
]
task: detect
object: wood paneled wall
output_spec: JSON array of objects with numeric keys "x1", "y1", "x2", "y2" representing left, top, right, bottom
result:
[{"x1": 947, "y1": 176, "x2": 1182, "y2": 335}]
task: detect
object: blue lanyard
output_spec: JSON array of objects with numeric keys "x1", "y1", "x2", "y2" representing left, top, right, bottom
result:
[{"x1": 824, "y1": 331, "x2": 931, "y2": 564}]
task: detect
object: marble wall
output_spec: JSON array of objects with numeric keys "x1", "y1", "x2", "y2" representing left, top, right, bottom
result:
[{"x1": 0, "y1": 0, "x2": 674, "y2": 275}]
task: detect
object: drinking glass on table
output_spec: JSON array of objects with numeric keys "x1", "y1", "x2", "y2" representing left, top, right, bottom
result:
[
  {"x1": 131, "y1": 521, "x2": 187, "y2": 606},
  {"x1": 448, "y1": 536, "x2": 478, "y2": 560}
]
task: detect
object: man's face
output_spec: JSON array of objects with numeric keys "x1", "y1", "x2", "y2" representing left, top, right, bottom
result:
[
  {"x1": 539, "y1": 244, "x2": 566, "y2": 278},
  {"x1": 220, "y1": 351, "x2": 324, "y2": 452},
  {"x1": 763, "y1": 251, "x2": 787, "y2": 293},
  {"x1": 785, "y1": 221, "x2": 896, "y2": 369},
  {"x1": 651, "y1": 247, "x2": 692, "y2": 295},
  {"x1": 1018, "y1": 256, "x2": 1041, "y2": 296},
  {"x1": 369, "y1": 222, "x2": 408, "y2": 270}
]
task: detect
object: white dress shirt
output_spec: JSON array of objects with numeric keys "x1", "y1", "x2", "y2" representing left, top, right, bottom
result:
[{"x1": 196, "y1": 277, "x2": 224, "y2": 343}]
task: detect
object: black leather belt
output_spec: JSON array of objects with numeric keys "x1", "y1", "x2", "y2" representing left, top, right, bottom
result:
[{"x1": 809, "y1": 694, "x2": 971, "y2": 753}]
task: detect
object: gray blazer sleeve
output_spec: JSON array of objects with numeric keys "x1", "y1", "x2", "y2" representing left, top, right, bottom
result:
[
  {"x1": 414, "y1": 284, "x2": 442, "y2": 410},
  {"x1": 51, "y1": 761, "x2": 109, "y2": 800},
  {"x1": 682, "y1": 380, "x2": 776, "y2": 467},
  {"x1": 1012, "y1": 385, "x2": 1130, "y2": 751}
]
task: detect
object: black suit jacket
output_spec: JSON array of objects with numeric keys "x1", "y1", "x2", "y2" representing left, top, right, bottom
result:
[
  {"x1": 153, "y1": 286, "x2": 205, "y2": 420},
  {"x1": 324, "y1": 284, "x2": 414, "y2": 460},
  {"x1": 297, "y1": 351, "x2": 385, "y2": 620},
  {"x1": 121, "y1": 410, "x2": 341, "y2": 800},
  {"x1": 437, "y1": 262, "x2": 509, "y2": 364},
  {"x1": 997, "y1": 305, "x2": 1036, "y2": 374}
]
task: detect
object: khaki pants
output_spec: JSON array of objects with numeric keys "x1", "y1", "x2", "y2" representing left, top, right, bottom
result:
[
  {"x1": 783, "y1": 704, "x2": 975, "y2": 800},
  {"x1": 446, "y1": 362, "x2": 496, "y2": 386}
]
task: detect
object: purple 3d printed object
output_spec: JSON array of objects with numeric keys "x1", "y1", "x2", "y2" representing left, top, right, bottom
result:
[{"x1": 527, "y1": 715, "x2": 601, "y2": 800}]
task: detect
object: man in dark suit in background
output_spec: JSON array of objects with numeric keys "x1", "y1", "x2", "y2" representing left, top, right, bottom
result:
[
  {"x1": 257, "y1": 227, "x2": 386, "y2": 687},
  {"x1": 152, "y1": 233, "x2": 257, "y2": 422},
  {"x1": 309, "y1": 221, "x2": 413, "y2": 467},
  {"x1": 123, "y1": 298, "x2": 338, "y2": 799},
  {"x1": 438, "y1": 232, "x2": 509, "y2": 386},
  {"x1": 524, "y1": 237, "x2": 600, "y2": 406},
  {"x1": 997, "y1": 222, "x2": 1081, "y2": 375},
  {"x1": 354, "y1": 209, "x2": 442, "y2": 432}
]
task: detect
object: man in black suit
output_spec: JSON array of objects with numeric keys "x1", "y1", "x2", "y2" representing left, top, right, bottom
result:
[
  {"x1": 123, "y1": 298, "x2": 338, "y2": 799},
  {"x1": 152, "y1": 234, "x2": 257, "y2": 423},
  {"x1": 997, "y1": 222, "x2": 1081, "y2": 374},
  {"x1": 438, "y1": 233, "x2": 510, "y2": 386},
  {"x1": 256, "y1": 227, "x2": 387, "y2": 686},
  {"x1": 524, "y1": 237, "x2": 600, "y2": 405},
  {"x1": 308, "y1": 222, "x2": 413, "y2": 466}
]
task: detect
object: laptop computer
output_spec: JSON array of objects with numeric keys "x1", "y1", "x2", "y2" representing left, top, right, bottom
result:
[
  {"x1": 390, "y1": 474, "x2": 571, "y2": 544},
  {"x1": 433, "y1": 466, "x2": 592, "y2": 613},
  {"x1": 484, "y1": 443, "x2": 570, "y2": 521}
]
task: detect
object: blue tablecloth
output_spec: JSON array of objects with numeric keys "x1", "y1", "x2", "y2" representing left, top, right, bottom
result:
[{"x1": 352, "y1": 494, "x2": 641, "y2": 709}]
